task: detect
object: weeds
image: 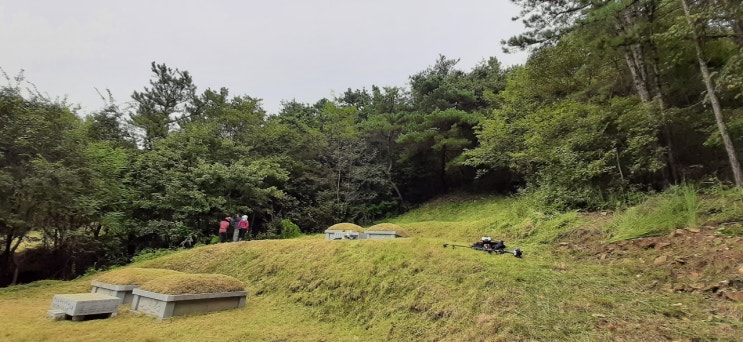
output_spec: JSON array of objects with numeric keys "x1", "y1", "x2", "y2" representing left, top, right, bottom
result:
[{"x1": 607, "y1": 184, "x2": 698, "y2": 241}]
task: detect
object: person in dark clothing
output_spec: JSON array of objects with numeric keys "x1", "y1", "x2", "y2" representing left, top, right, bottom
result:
[{"x1": 231, "y1": 214, "x2": 241, "y2": 242}]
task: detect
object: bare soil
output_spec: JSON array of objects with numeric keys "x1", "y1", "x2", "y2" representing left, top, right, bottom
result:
[{"x1": 556, "y1": 214, "x2": 743, "y2": 303}]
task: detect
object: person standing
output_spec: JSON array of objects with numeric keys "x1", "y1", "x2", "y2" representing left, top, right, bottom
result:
[
  {"x1": 219, "y1": 217, "x2": 230, "y2": 243},
  {"x1": 238, "y1": 215, "x2": 250, "y2": 241},
  {"x1": 231, "y1": 214, "x2": 241, "y2": 242}
]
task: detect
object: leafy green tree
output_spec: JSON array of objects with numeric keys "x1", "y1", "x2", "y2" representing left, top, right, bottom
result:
[
  {"x1": 409, "y1": 55, "x2": 478, "y2": 112},
  {"x1": 313, "y1": 101, "x2": 392, "y2": 223},
  {"x1": 466, "y1": 49, "x2": 666, "y2": 208},
  {"x1": 399, "y1": 56, "x2": 485, "y2": 196},
  {"x1": 126, "y1": 88, "x2": 289, "y2": 250},
  {"x1": 0, "y1": 79, "x2": 107, "y2": 284},
  {"x1": 507, "y1": 0, "x2": 682, "y2": 183},
  {"x1": 504, "y1": 0, "x2": 590, "y2": 51},
  {"x1": 263, "y1": 100, "x2": 332, "y2": 231},
  {"x1": 677, "y1": 0, "x2": 743, "y2": 186},
  {"x1": 360, "y1": 86, "x2": 411, "y2": 205},
  {"x1": 86, "y1": 104, "x2": 136, "y2": 149},
  {"x1": 129, "y1": 62, "x2": 197, "y2": 149}
]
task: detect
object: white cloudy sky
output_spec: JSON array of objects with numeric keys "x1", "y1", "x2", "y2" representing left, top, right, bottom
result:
[{"x1": 0, "y1": 0, "x2": 528, "y2": 115}]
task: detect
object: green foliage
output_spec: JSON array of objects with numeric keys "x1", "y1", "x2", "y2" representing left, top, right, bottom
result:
[
  {"x1": 468, "y1": 67, "x2": 664, "y2": 209},
  {"x1": 129, "y1": 62, "x2": 197, "y2": 149},
  {"x1": 131, "y1": 248, "x2": 181, "y2": 263},
  {"x1": 84, "y1": 104, "x2": 136, "y2": 149},
  {"x1": 0, "y1": 78, "x2": 131, "y2": 284},
  {"x1": 279, "y1": 219, "x2": 301, "y2": 239}
]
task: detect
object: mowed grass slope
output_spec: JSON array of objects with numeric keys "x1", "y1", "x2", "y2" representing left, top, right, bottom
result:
[{"x1": 1, "y1": 194, "x2": 742, "y2": 341}]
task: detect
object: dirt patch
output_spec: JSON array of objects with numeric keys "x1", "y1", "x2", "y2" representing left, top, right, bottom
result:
[{"x1": 557, "y1": 223, "x2": 743, "y2": 302}]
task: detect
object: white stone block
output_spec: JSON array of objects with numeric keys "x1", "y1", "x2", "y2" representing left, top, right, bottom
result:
[
  {"x1": 90, "y1": 281, "x2": 139, "y2": 305},
  {"x1": 46, "y1": 309, "x2": 66, "y2": 321},
  {"x1": 50, "y1": 293, "x2": 122, "y2": 318},
  {"x1": 324, "y1": 229, "x2": 344, "y2": 240},
  {"x1": 365, "y1": 230, "x2": 398, "y2": 239},
  {"x1": 131, "y1": 289, "x2": 248, "y2": 320}
]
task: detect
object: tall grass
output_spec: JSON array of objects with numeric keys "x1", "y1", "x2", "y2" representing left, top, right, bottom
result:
[
  {"x1": 681, "y1": 183, "x2": 699, "y2": 228},
  {"x1": 698, "y1": 183, "x2": 743, "y2": 225},
  {"x1": 606, "y1": 182, "x2": 743, "y2": 241},
  {"x1": 389, "y1": 194, "x2": 581, "y2": 246},
  {"x1": 607, "y1": 184, "x2": 696, "y2": 241}
]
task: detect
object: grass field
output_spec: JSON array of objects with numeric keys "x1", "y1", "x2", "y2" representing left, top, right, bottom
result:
[{"x1": 1, "y1": 191, "x2": 742, "y2": 341}]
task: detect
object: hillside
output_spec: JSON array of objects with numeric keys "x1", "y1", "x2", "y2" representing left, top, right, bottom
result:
[{"x1": 1, "y1": 194, "x2": 742, "y2": 341}]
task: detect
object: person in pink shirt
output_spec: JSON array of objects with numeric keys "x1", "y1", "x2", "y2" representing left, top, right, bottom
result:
[
  {"x1": 237, "y1": 215, "x2": 250, "y2": 241},
  {"x1": 219, "y1": 217, "x2": 231, "y2": 243}
]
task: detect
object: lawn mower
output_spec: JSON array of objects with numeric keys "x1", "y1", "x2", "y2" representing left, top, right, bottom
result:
[{"x1": 443, "y1": 237, "x2": 523, "y2": 258}]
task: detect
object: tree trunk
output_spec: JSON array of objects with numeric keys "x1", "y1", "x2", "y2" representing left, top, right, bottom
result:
[
  {"x1": 1, "y1": 233, "x2": 23, "y2": 286},
  {"x1": 336, "y1": 141, "x2": 342, "y2": 203},
  {"x1": 647, "y1": 0, "x2": 679, "y2": 184},
  {"x1": 440, "y1": 148, "x2": 448, "y2": 192},
  {"x1": 616, "y1": 13, "x2": 652, "y2": 103},
  {"x1": 682, "y1": 0, "x2": 743, "y2": 187},
  {"x1": 621, "y1": 45, "x2": 652, "y2": 103},
  {"x1": 618, "y1": 2, "x2": 679, "y2": 186},
  {"x1": 386, "y1": 132, "x2": 405, "y2": 204},
  {"x1": 11, "y1": 255, "x2": 19, "y2": 285}
]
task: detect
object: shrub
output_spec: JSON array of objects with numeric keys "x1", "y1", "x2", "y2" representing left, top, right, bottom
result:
[{"x1": 279, "y1": 219, "x2": 302, "y2": 239}]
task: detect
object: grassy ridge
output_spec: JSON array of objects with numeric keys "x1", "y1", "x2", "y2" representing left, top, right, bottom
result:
[{"x1": 1, "y1": 191, "x2": 742, "y2": 341}]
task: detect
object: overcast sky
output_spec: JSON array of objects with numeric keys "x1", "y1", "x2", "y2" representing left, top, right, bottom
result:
[{"x1": 1, "y1": 0, "x2": 528, "y2": 115}]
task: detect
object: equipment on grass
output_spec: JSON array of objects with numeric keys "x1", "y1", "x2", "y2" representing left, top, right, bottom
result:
[{"x1": 442, "y1": 238, "x2": 523, "y2": 258}]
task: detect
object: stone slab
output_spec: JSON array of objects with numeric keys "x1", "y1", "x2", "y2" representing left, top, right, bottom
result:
[
  {"x1": 365, "y1": 230, "x2": 398, "y2": 239},
  {"x1": 90, "y1": 281, "x2": 139, "y2": 305},
  {"x1": 131, "y1": 289, "x2": 247, "y2": 320},
  {"x1": 325, "y1": 229, "x2": 398, "y2": 240},
  {"x1": 46, "y1": 309, "x2": 66, "y2": 321},
  {"x1": 324, "y1": 229, "x2": 345, "y2": 240},
  {"x1": 50, "y1": 293, "x2": 122, "y2": 318}
]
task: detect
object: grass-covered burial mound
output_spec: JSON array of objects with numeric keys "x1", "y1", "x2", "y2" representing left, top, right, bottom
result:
[
  {"x1": 327, "y1": 223, "x2": 364, "y2": 232},
  {"x1": 366, "y1": 223, "x2": 409, "y2": 237},
  {"x1": 93, "y1": 267, "x2": 185, "y2": 285},
  {"x1": 137, "y1": 273, "x2": 245, "y2": 295}
]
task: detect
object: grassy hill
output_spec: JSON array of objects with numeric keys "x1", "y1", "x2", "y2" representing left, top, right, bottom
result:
[{"x1": 2, "y1": 190, "x2": 743, "y2": 341}]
